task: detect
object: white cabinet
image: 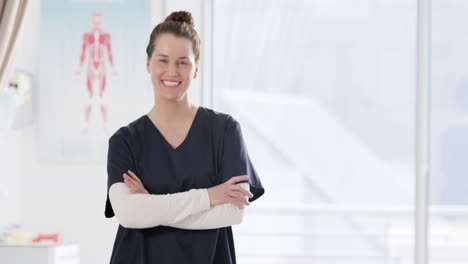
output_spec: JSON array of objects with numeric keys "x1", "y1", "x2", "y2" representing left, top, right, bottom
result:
[{"x1": 0, "y1": 242, "x2": 80, "y2": 264}]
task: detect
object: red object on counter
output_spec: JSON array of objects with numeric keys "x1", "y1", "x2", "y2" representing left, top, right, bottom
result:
[{"x1": 32, "y1": 233, "x2": 64, "y2": 243}]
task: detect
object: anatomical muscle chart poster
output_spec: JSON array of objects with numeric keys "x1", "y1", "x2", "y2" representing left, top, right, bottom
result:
[{"x1": 39, "y1": 0, "x2": 152, "y2": 164}]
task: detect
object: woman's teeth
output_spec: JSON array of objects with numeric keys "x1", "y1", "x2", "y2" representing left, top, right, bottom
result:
[{"x1": 163, "y1": 81, "x2": 180, "y2": 87}]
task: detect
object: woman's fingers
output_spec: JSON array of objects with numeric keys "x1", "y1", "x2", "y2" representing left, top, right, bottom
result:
[
  {"x1": 123, "y1": 174, "x2": 148, "y2": 194},
  {"x1": 229, "y1": 184, "x2": 253, "y2": 198},
  {"x1": 226, "y1": 175, "x2": 249, "y2": 185},
  {"x1": 124, "y1": 177, "x2": 138, "y2": 193},
  {"x1": 127, "y1": 170, "x2": 144, "y2": 186},
  {"x1": 124, "y1": 178, "x2": 148, "y2": 194},
  {"x1": 126, "y1": 171, "x2": 150, "y2": 194},
  {"x1": 208, "y1": 180, "x2": 252, "y2": 208},
  {"x1": 123, "y1": 176, "x2": 135, "y2": 188},
  {"x1": 227, "y1": 197, "x2": 244, "y2": 210},
  {"x1": 123, "y1": 174, "x2": 141, "y2": 188},
  {"x1": 229, "y1": 190, "x2": 250, "y2": 206}
]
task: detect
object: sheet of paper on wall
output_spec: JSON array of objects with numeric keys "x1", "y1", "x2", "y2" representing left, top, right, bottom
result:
[{"x1": 0, "y1": 71, "x2": 33, "y2": 133}]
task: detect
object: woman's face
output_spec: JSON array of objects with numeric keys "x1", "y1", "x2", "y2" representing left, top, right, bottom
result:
[{"x1": 147, "y1": 33, "x2": 198, "y2": 103}]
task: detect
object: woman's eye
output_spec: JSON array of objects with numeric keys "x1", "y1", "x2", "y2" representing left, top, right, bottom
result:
[
  {"x1": 178, "y1": 61, "x2": 187, "y2": 65},
  {"x1": 159, "y1": 59, "x2": 168, "y2": 63}
]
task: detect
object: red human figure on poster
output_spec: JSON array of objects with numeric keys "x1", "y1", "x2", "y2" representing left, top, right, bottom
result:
[{"x1": 76, "y1": 12, "x2": 117, "y2": 135}]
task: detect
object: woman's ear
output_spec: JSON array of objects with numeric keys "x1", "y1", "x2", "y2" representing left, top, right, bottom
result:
[
  {"x1": 146, "y1": 58, "x2": 151, "y2": 73},
  {"x1": 193, "y1": 67, "x2": 198, "y2": 79}
]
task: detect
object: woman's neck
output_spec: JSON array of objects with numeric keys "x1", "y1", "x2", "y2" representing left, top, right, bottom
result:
[{"x1": 148, "y1": 95, "x2": 196, "y2": 124}]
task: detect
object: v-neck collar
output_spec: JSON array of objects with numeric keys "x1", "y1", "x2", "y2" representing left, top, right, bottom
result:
[{"x1": 145, "y1": 107, "x2": 201, "y2": 151}]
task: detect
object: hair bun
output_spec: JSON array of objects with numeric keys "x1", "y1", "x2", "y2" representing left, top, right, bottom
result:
[{"x1": 164, "y1": 11, "x2": 194, "y2": 27}]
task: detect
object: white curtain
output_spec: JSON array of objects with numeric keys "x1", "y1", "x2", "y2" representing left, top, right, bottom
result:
[{"x1": 0, "y1": 0, "x2": 28, "y2": 91}]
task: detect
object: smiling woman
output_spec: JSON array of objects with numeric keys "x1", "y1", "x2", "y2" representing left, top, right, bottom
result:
[
  {"x1": 104, "y1": 10, "x2": 265, "y2": 264},
  {"x1": 146, "y1": 33, "x2": 197, "y2": 102}
]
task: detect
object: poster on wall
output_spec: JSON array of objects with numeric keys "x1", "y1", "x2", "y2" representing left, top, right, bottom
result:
[{"x1": 39, "y1": 0, "x2": 153, "y2": 164}]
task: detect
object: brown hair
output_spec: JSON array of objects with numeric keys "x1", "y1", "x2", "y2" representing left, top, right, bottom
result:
[{"x1": 146, "y1": 11, "x2": 200, "y2": 63}]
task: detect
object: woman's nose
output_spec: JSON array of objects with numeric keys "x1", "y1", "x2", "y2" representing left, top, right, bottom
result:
[{"x1": 167, "y1": 63, "x2": 178, "y2": 76}]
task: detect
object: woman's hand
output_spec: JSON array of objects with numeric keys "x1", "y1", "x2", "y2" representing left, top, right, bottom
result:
[
  {"x1": 123, "y1": 170, "x2": 150, "y2": 194},
  {"x1": 207, "y1": 175, "x2": 254, "y2": 209}
]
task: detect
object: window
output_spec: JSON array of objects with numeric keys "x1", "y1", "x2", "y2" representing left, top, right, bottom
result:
[
  {"x1": 430, "y1": 1, "x2": 468, "y2": 263},
  {"x1": 211, "y1": 1, "x2": 418, "y2": 263}
]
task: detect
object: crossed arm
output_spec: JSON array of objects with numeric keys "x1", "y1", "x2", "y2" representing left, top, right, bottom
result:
[{"x1": 108, "y1": 172, "x2": 252, "y2": 230}]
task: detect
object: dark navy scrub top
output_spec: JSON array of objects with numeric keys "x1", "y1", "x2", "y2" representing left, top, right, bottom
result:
[{"x1": 105, "y1": 106, "x2": 265, "y2": 264}]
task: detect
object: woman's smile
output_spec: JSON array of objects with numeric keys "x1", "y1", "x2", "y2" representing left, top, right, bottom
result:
[{"x1": 161, "y1": 80, "x2": 182, "y2": 88}]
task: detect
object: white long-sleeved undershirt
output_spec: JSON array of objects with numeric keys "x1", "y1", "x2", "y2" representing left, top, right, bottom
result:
[{"x1": 108, "y1": 182, "x2": 249, "y2": 229}]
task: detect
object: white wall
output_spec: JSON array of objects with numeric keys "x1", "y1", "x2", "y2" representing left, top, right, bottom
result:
[
  {"x1": 0, "y1": 131, "x2": 22, "y2": 226},
  {"x1": 12, "y1": 1, "x2": 116, "y2": 263},
  {"x1": 9, "y1": 0, "x2": 206, "y2": 263},
  {"x1": 0, "y1": 0, "x2": 42, "y2": 228}
]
